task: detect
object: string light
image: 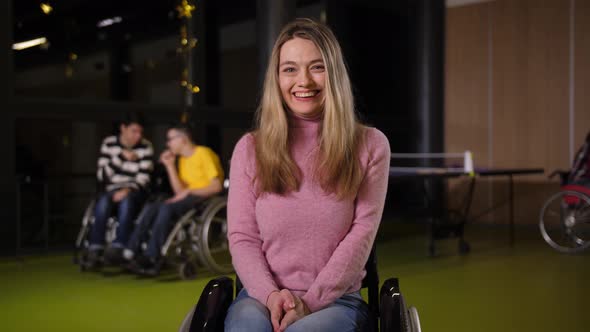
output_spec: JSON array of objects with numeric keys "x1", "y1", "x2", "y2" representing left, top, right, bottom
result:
[
  {"x1": 40, "y1": 3, "x2": 53, "y2": 15},
  {"x1": 176, "y1": 0, "x2": 196, "y2": 19},
  {"x1": 65, "y1": 52, "x2": 78, "y2": 78},
  {"x1": 177, "y1": 1, "x2": 200, "y2": 95},
  {"x1": 65, "y1": 64, "x2": 74, "y2": 78}
]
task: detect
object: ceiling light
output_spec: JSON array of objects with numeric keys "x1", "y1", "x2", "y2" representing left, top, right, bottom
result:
[
  {"x1": 97, "y1": 16, "x2": 123, "y2": 28},
  {"x1": 13, "y1": 37, "x2": 48, "y2": 51}
]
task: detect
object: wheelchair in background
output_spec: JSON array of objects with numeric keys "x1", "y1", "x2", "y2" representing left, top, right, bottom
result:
[
  {"x1": 74, "y1": 166, "x2": 232, "y2": 279},
  {"x1": 160, "y1": 194, "x2": 232, "y2": 278},
  {"x1": 74, "y1": 194, "x2": 230, "y2": 278},
  {"x1": 539, "y1": 170, "x2": 590, "y2": 254},
  {"x1": 178, "y1": 246, "x2": 422, "y2": 332},
  {"x1": 74, "y1": 164, "x2": 170, "y2": 271}
]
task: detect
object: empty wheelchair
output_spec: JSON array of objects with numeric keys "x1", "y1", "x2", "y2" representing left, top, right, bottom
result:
[
  {"x1": 540, "y1": 170, "x2": 590, "y2": 253},
  {"x1": 178, "y1": 246, "x2": 422, "y2": 332},
  {"x1": 159, "y1": 195, "x2": 232, "y2": 279}
]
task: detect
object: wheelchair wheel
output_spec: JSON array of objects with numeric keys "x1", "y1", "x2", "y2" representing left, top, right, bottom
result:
[
  {"x1": 178, "y1": 260, "x2": 199, "y2": 280},
  {"x1": 74, "y1": 199, "x2": 96, "y2": 265},
  {"x1": 539, "y1": 190, "x2": 590, "y2": 254},
  {"x1": 161, "y1": 209, "x2": 199, "y2": 263},
  {"x1": 458, "y1": 239, "x2": 470, "y2": 255},
  {"x1": 408, "y1": 306, "x2": 422, "y2": 332},
  {"x1": 196, "y1": 196, "x2": 233, "y2": 274}
]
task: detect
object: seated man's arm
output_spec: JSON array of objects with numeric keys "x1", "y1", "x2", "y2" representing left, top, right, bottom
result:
[
  {"x1": 134, "y1": 141, "x2": 154, "y2": 191},
  {"x1": 161, "y1": 150, "x2": 186, "y2": 195},
  {"x1": 97, "y1": 136, "x2": 115, "y2": 187},
  {"x1": 186, "y1": 147, "x2": 223, "y2": 198},
  {"x1": 166, "y1": 148, "x2": 224, "y2": 202},
  {"x1": 187, "y1": 177, "x2": 222, "y2": 197}
]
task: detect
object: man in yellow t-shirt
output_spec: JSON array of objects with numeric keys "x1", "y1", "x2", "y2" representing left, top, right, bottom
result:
[{"x1": 124, "y1": 123, "x2": 223, "y2": 275}]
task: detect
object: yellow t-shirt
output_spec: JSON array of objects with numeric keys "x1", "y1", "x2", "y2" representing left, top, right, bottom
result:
[{"x1": 178, "y1": 146, "x2": 224, "y2": 190}]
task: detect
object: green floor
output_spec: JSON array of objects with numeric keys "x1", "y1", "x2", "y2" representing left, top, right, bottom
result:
[{"x1": 1, "y1": 222, "x2": 589, "y2": 332}]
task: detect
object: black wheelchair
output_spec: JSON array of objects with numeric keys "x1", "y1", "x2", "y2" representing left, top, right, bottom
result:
[
  {"x1": 75, "y1": 193, "x2": 231, "y2": 278},
  {"x1": 177, "y1": 246, "x2": 422, "y2": 332},
  {"x1": 73, "y1": 192, "x2": 165, "y2": 270},
  {"x1": 159, "y1": 194, "x2": 231, "y2": 279},
  {"x1": 74, "y1": 165, "x2": 232, "y2": 279},
  {"x1": 539, "y1": 170, "x2": 590, "y2": 253}
]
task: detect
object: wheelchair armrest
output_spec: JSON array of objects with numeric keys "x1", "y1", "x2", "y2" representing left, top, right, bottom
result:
[
  {"x1": 548, "y1": 169, "x2": 570, "y2": 183},
  {"x1": 380, "y1": 278, "x2": 408, "y2": 332},
  {"x1": 179, "y1": 276, "x2": 234, "y2": 332}
]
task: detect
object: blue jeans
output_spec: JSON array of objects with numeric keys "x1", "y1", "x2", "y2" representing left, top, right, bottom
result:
[
  {"x1": 89, "y1": 190, "x2": 146, "y2": 248},
  {"x1": 224, "y1": 289, "x2": 369, "y2": 332},
  {"x1": 127, "y1": 195, "x2": 203, "y2": 260}
]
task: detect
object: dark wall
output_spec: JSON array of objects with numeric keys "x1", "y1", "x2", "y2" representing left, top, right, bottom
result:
[
  {"x1": 327, "y1": 0, "x2": 444, "y2": 153},
  {"x1": 326, "y1": 0, "x2": 446, "y2": 213}
]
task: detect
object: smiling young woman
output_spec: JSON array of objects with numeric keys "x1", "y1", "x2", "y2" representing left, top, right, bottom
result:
[
  {"x1": 278, "y1": 37, "x2": 326, "y2": 119},
  {"x1": 225, "y1": 18, "x2": 391, "y2": 332},
  {"x1": 255, "y1": 18, "x2": 366, "y2": 198}
]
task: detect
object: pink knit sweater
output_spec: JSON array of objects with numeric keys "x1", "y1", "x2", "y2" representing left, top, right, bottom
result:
[{"x1": 227, "y1": 114, "x2": 390, "y2": 312}]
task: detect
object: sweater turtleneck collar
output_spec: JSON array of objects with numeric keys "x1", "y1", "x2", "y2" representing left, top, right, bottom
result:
[
  {"x1": 288, "y1": 111, "x2": 322, "y2": 134},
  {"x1": 288, "y1": 111, "x2": 321, "y2": 157}
]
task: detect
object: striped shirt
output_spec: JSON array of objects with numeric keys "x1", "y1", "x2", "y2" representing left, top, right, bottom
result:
[{"x1": 97, "y1": 135, "x2": 154, "y2": 192}]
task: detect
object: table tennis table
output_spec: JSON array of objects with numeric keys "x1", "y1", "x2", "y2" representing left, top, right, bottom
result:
[{"x1": 389, "y1": 167, "x2": 545, "y2": 256}]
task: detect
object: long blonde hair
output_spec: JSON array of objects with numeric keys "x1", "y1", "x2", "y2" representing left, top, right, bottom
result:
[{"x1": 254, "y1": 18, "x2": 364, "y2": 199}]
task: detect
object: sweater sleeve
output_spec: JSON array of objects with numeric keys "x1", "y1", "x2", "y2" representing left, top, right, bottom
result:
[
  {"x1": 227, "y1": 134, "x2": 279, "y2": 306},
  {"x1": 301, "y1": 129, "x2": 391, "y2": 312}
]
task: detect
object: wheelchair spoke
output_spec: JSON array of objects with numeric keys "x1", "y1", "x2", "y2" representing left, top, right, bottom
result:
[
  {"x1": 540, "y1": 190, "x2": 590, "y2": 253},
  {"x1": 575, "y1": 215, "x2": 590, "y2": 222},
  {"x1": 577, "y1": 206, "x2": 590, "y2": 217},
  {"x1": 573, "y1": 236, "x2": 585, "y2": 246},
  {"x1": 196, "y1": 198, "x2": 233, "y2": 274}
]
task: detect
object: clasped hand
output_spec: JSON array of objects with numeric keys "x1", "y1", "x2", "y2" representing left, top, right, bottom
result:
[
  {"x1": 266, "y1": 289, "x2": 310, "y2": 332},
  {"x1": 121, "y1": 149, "x2": 139, "y2": 161},
  {"x1": 159, "y1": 150, "x2": 175, "y2": 167}
]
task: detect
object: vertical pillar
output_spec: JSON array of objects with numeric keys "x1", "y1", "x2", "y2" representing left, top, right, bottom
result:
[
  {"x1": 256, "y1": 0, "x2": 296, "y2": 88},
  {"x1": 0, "y1": 0, "x2": 16, "y2": 255},
  {"x1": 192, "y1": 0, "x2": 222, "y2": 150},
  {"x1": 409, "y1": 0, "x2": 446, "y2": 217},
  {"x1": 411, "y1": 0, "x2": 445, "y2": 157},
  {"x1": 325, "y1": 0, "x2": 445, "y2": 215},
  {"x1": 197, "y1": 0, "x2": 220, "y2": 107},
  {"x1": 1, "y1": 0, "x2": 13, "y2": 101}
]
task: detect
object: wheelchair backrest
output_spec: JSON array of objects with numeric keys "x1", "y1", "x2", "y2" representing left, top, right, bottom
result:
[{"x1": 569, "y1": 136, "x2": 590, "y2": 184}]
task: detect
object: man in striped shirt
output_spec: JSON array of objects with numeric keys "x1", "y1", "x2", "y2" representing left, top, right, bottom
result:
[{"x1": 88, "y1": 113, "x2": 154, "y2": 266}]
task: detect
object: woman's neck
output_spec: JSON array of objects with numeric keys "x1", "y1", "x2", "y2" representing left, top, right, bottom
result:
[{"x1": 288, "y1": 111, "x2": 322, "y2": 130}]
